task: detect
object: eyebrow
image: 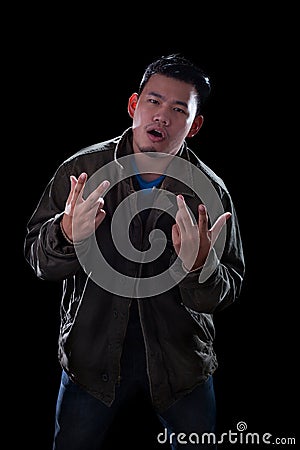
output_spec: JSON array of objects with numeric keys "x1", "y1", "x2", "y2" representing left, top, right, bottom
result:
[{"x1": 147, "y1": 91, "x2": 188, "y2": 109}]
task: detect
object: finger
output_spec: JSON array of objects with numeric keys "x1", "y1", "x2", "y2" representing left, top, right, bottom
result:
[
  {"x1": 69, "y1": 172, "x2": 87, "y2": 208},
  {"x1": 95, "y1": 179, "x2": 110, "y2": 198},
  {"x1": 85, "y1": 180, "x2": 110, "y2": 210},
  {"x1": 64, "y1": 176, "x2": 78, "y2": 215},
  {"x1": 176, "y1": 195, "x2": 195, "y2": 232},
  {"x1": 198, "y1": 204, "x2": 209, "y2": 236},
  {"x1": 66, "y1": 176, "x2": 76, "y2": 203},
  {"x1": 95, "y1": 208, "x2": 107, "y2": 230},
  {"x1": 68, "y1": 173, "x2": 87, "y2": 217},
  {"x1": 171, "y1": 223, "x2": 181, "y2": 253},
  {"x1": 73, "y1": 172, "x2": 88, "y2": 199},
  {"x1": 210, "y1": 212, "x2": 232, "y2": 246}
]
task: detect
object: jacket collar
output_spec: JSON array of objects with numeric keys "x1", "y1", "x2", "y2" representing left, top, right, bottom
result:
[{"x1": 113, "y1": 128, "x2": 197, "y2": 198}]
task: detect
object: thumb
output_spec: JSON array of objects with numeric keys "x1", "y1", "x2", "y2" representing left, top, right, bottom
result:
[
  {"x1": 172, "y1": 223, "x2": 181, "y2": 254},
  {"x1": 210, "y1": 212, "x2": 231, "y2": 246}
]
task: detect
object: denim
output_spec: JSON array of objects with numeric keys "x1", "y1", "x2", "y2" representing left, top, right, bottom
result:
[
  {"x1": 53, "y1": 371, "x2": 216, "y2": 450},
  {"x1": 157, "y1": 377, "x2": 216, "y2": 449}
]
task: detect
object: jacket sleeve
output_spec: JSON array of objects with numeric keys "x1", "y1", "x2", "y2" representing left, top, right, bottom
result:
[
  {"x1": 169, "y1": 189, "x2": 245, "y2": 314},
  {"x1": 24, "y1": 162, "x2": 86, "y2": 281}
]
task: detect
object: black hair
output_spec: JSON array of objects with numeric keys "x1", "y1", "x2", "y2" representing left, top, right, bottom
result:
[{"x1": 138, "y1": 54, "x2": 211, "y2": 116}]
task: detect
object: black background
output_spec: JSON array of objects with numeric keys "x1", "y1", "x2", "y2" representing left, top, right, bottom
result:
[{"x1": 14, "y1": 6, "x2": 296, "y2": 449}]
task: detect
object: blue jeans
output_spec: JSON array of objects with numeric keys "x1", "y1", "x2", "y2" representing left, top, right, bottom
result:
[{"x1": 53, "y1": 370, "x2": 216, "y2": 449}]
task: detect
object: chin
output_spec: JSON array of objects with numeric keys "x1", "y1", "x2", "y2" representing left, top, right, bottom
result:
[{"x1": 139, "y1": 146, "x2": 156, "y2": 153}]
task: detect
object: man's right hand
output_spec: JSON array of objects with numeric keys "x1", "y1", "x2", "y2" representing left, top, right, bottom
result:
[{"x1": 61, "y1": 172, "x2": 110, "y2": 243}]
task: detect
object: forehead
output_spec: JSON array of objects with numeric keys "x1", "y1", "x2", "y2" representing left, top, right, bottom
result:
[{"x1": 142, "y1": 74, "x2": 197, "y2": 105}]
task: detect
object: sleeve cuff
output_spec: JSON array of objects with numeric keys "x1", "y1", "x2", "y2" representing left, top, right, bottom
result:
[{"x1": 169, "y1": 248, "x2": 220, "y2": 286}]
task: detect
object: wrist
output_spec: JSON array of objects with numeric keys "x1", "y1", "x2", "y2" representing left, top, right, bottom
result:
[
  {"x1": 60, "y1": 218, "x2": 73, "y2": 245},
  {"x1": 182, "y1": 262, "x2": 204, "y2": 273}
]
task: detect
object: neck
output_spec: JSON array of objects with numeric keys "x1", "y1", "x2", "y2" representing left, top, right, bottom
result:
[
  {"x1": 133, "y1": 152, "x2": 174, "y2": 181},
  {"x1": 139, "y1": 172, "x2": 162, "y2": 182}
]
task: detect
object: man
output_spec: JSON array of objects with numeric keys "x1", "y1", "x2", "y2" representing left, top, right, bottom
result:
[{"x1": 24, "y1": 54, "x2": 245, "y2": 449}]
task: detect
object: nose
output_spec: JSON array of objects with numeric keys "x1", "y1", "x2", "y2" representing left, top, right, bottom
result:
[{"x1": 153, "y1": 108, "x2": 169, "y2": 126}]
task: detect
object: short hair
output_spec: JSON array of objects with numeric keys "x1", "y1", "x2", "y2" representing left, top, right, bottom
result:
[{"x1": 138, "y1": 53, "x2": 211, "y2": 116}]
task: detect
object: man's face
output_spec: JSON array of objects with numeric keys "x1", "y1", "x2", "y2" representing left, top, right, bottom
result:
[{"x1": 128, "y1": 74, "x2": 201, "y2": 157}]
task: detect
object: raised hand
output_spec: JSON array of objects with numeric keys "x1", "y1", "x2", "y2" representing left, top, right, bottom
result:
[
  {"x1": 61, "y1": 172, "x2": 110, "y2": 243},
  {"x1": 172, "y1": 194, "x2": 231, "y2": 271}
]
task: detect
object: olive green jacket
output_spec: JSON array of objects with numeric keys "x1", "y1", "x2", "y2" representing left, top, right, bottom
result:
[{"x1": 24, "y1": 128, "x2": 245, "y2": 412}]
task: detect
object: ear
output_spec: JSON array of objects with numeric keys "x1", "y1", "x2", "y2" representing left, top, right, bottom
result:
[
  {"x1": 186, "y1": 115, "x2": 204, "y2": 138},
  {"x1": 128, "y1": 93, "x2": 139, "y2": 118}
]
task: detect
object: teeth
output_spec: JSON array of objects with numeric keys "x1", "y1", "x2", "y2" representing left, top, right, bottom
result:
[{"x1": 149, "y1": 129, "x2": 163, "y2": 137}]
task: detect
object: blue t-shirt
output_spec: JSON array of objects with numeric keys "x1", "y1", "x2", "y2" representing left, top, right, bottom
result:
[{"x1": 135, "y1": 172, "x2": 165, "y2": 191}]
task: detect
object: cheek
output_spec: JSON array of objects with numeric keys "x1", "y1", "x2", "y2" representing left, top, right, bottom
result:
[
  {"x1": 169, "y1": 125, "x2": 191, "y2": 147},
  {"x1": 173, "y1": 117, "x2": 191, "y2": 135},
  {"x1": 132, "y1": 109, "x2": 148, "y2": 129},
  {"x1": 182, "y1": 119, "x2": 195, "y2": 138}
]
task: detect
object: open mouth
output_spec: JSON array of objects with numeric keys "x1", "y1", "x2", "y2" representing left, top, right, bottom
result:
[
  {"x1": 147, "y1": 127, "x2": 165, "y2": 142},
  {"x1": 149, "y1": 129, "x2": 163, "y2": 138}
]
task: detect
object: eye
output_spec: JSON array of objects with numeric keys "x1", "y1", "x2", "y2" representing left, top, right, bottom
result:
[
  {"x1": 173, "y1": 107, "x2": 186, "y2": 114},
  {"x1": 148, "y1": 98, "x2": 159, "y2": 104}
]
